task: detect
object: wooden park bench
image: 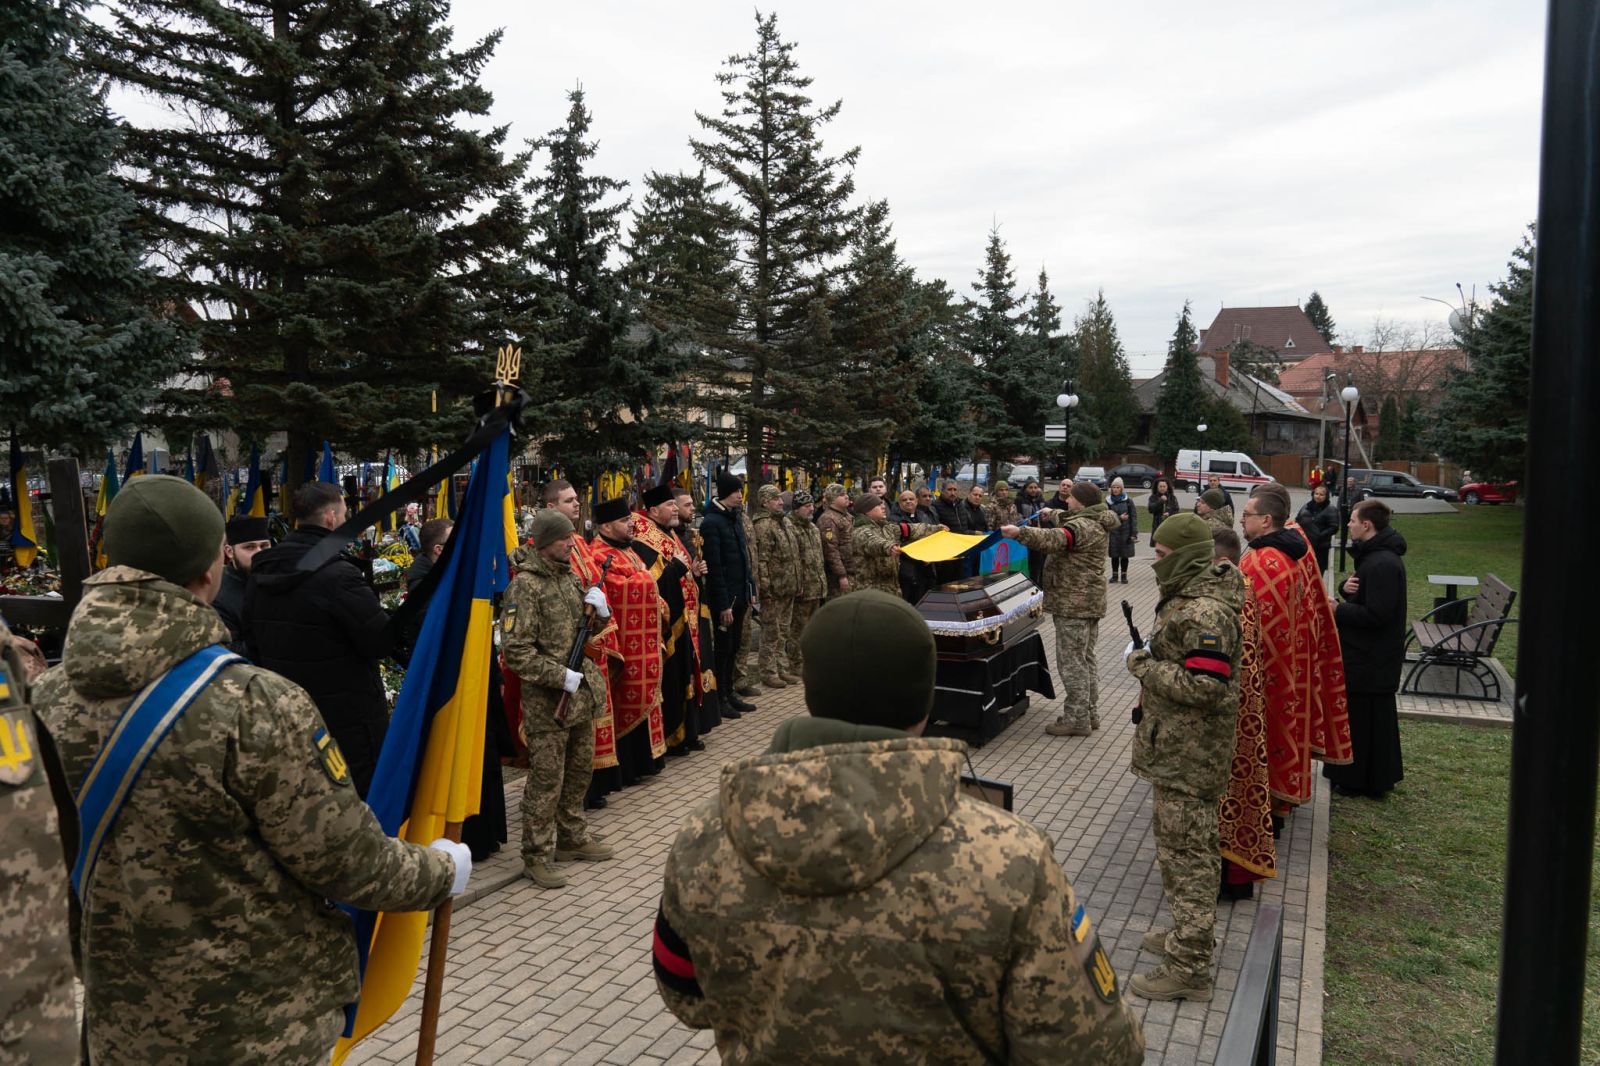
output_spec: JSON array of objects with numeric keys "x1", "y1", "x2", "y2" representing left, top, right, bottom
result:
[{"x1": 1402, "y1": 573, "x2": 1517, "y2": 702}]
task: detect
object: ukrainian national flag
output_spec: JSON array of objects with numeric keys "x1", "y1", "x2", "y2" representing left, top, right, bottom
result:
[
  {"x1": 123, "y1": 433, "x2": 145, "y2": 482},
  {"x1": 331, "y1": 429, "x2": 515, "y2": 1062},
  {"x1": 194, "y1": 434, "x2": 218, "y2": 490},
  {"x1": 381, "y1": 453, "x2": 398, "y2": 532},
  {"x1": 94, "y1": 450, "x2": 119, "y2": 569},
  {"x1": 244, "y1": 444, "x2": 266, "y2": 518},
  {"x1": 319, "y1": 442, "x2": 336, "y2": 484},
  {"x1": 9, "y1": 439, "x2": 39, "y2": 568}
]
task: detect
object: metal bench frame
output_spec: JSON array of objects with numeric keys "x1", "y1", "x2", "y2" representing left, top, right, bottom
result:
[{"x1": 1403, "y1": 574, "x2": 1517, "y2": 703}]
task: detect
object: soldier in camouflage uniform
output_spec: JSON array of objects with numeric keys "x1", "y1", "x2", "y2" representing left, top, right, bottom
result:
[
  {"x1": 1124, "y1": 512, "x2": 1243, "y2": 1001},
  {"x1": 1002, "y1": 481, "x2": 1121, "y2": 736},
  {"x1": 851, "y1": 494, "x2": 941, "y2": 597},
  {"x1": 32, "y1": 476, "x2": 467, "y2": 1065},
  {"x1": 502, "y1": 510, "x2": 615, "y2": 889},
  {"x1": 652, "y1": 591, "x2": 1144, "y2": 1063},
  {"x1": 785, "y1": 491, "x2": 828, "y2": 672},
  {"x1": 1197, "y1": 488, "x2": 1234, "y2": 531},
  {"x1": 815, "y1": 482, "x2": 856, "y2": 597},
  {"x1": 750, "y1": 485, "x2": 801, "y2": 687},
  {"x1": 0, "y1": 616, "x2": 77, "y2": 1066},
  {"x1": 734, "y1": 493, "x2": 764, "y2": 694}
]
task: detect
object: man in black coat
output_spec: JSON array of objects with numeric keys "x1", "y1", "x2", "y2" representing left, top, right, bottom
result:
[
  {"x1": 700, "y1": 472, "x2": 757, "y2": 714},
  {"x1": 213, "y1": 516, "x2": 272, "y2": 653},
  {"x1": 1323, "y1": 498, "x2": 1407, "y2": 798},
  {"x1": 245, "y1": 482, "x2": 396, "y2": 797}
]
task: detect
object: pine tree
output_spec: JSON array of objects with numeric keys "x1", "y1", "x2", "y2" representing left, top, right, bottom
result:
[
  {"x1": 526, "y1": 88, "x2": 690, "y2": 480},
  {"x1": 1303, "y1": 291, "x2": 1337, "y2": 345},
  {"x1": 0, "y1": 0, "x2": 183, "y2": 455},
  {"x1": 1430, "y1": 228, "x2": 1533, "y2": 484},
  {"x1": 963, "y1": 227, "x2": 1044, "y2": 467},
  {"x1": 1203, "y1": 397, "x2": 1252, "y2": 453},
  {"x1": 1075, "y1": 290, "x2": 1140, "y2": 454},
  {"x1": 1375, "y1": 395, "x2": 1403, "y2": 462},
  {"x1": 1399, "y1": 394, "x2": 1425, "y2": 457},
  {"x1": 1152, "y1": 301, "x2": 1210, "y2": 469},
  {"x1": 91, "y1": 0, "x2": 532, "y2": 483},
  {"x1": 890, "y1": 279, "x2": 977, "y2": 473},
  {"x1": 690, "y1": 11, "x2": 859, "y2": 476}
]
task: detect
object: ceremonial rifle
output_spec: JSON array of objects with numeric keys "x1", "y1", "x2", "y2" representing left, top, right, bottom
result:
[
  {"x1": 1121, "y1": 599, "x2": 1144, "y2": 724},
  {"x1": 553, "y1": 556, "x2": 612, "y2": 726}
]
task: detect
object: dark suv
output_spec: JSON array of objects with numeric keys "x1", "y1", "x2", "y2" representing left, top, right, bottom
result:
[
  {"x1": 1108, "y1": 463, "x2": 1162, "y2": 489},
  {"x1": 1345, "y1": 468, "x2": 1459, "y2": 502}
]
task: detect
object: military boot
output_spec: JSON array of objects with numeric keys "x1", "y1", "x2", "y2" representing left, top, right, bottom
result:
[
  {"x1": 524, "y1": 861, "x2": 568, "y2": 889},
  {"x1": 1128, "y1": 964, "x2": 1212, "y2": 1002},
  {"x1": 1141, "y1": 928, "x2": 1172, "y2": 955},
  {"x1": 1045, "y1": 718, "x2": 1091, "y2": 737},
  {"x1": 762, "y1": 675, "x2": 789, "y2": 689},
  {"x1": 554, "y1": 840, "x2": 614, "y2": 862},
  {"x1": 779, "y1": 672, "x2": 802, "y2": 685}
]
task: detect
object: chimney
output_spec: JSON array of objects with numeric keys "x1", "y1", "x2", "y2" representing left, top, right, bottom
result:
[
  {"x1": 1332, "y1": 344, "x2": 1344, "y2": 354},
  {"x1": 1213, "y1": 350, "x2": 1230, "y2": 387},
  {"x1": 1352, "y1": 345, "x2": 1364, "y2": 354}
]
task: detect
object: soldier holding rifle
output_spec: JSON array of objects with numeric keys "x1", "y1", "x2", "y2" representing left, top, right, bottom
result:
[{"x1": 502, "y1": 510, "x2": 615, "y2": 890}]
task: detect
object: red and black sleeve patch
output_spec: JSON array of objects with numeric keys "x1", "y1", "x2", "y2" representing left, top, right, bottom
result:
[
  {"x1": 1183, "y1": 638, "x2": 1232, "y2": 682},
  {"x1": 896, "y1": 522, "x2": 911, "y2": 539},
  {"x1": 1060, "y1": 527, "x2": 1076, "y2": 550},
  {"x1": 652, "y1": 904, "x2": 702, "y2": 999}
]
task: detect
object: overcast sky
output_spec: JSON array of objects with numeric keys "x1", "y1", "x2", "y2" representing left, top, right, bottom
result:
[{"x1": 112, "y1": 1, "x2": 1549, "y2": 375}]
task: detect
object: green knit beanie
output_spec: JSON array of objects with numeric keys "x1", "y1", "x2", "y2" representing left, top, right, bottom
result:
[
  {"x1": 1200, "y1": 488, "x2": 1227, "y2": 509},
  {"x1": 1152, "y1": 512, "x2": 1214, "y2": 594},
  {"x1": 530, "y1": 509, "x2": 574, "y2": 548},
  {"x1": 800, "y1": 590, "x2": 935, "y2": 729},
  {"x1": 103, "y1": 475, "x2": 225, "y2": 586}
]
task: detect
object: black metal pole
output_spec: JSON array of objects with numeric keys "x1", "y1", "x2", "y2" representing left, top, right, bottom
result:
[
  {"x1": 1497, "y1": 2, "x2": 1600, "y2": 1061},
  {"x1": 1337, "y1": 400, "x2": 1352, "y2": 572}
]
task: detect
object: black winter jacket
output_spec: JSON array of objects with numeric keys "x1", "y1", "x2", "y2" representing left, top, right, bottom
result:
[
  {"x1": 1295, "y1": 498, "x2": 1340, "y2": 551},
  {"x1": 213, "y1": 565, "x2": 248, "y2": 653},
  {"x1": 1335, "y1": 527, "x2": 1409, "y2": 694},
  {"x1": 244, "y1": 525, "x2": 396, "y2": 796},
  {"x1": 1106, "y1": 494, "x2": 1139, "y2": 558},
  {"x1": 934, "y1": 497, "x2": 987, "y2": 534},
  {"x1": 701, "y1": 500, "x2": 753, "y2": 613}
]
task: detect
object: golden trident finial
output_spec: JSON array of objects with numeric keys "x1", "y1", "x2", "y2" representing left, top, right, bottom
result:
[{"x1": 492, "y1": 344, "x2": 522, "y2": 408}]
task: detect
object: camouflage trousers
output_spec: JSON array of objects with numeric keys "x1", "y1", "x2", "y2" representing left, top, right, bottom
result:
[
  {"x1": 1151, "y1": 786, "x2": 1221, "y2": 981},
  {"x1": 736, "y1": 608, "x2": 761, "y2": 690},
  {"x1": 520, "y1": 722, "x2": 595, "y2": 864},
  {"x1": 787, "y1": 598, "x2": 821, "y2": 671},
  {"x1": 757, "y1": 595, "x2": 794, "y2": 678},
  {"x1": 1053, "y1": 617, "x2": 1101, "y2": 729}
]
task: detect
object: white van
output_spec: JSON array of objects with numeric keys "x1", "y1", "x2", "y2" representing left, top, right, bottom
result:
[{"x1": 1175, "y1": 450, "x2": 1275, "y2": 493}]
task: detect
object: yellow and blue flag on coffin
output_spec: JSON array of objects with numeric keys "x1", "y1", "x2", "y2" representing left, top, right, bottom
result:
[
  {"x1": 122, "y1": 433, "x2": 144, "y2": 482},
  {"x1": 244, "y1": 445, "x2": 266, "y2": 518},
  {"x1": 9, "y1": 439, "x2": 39, "y2": 568},
  {"x1": 331, "y1": 428, "x2": 513, "y2": 1063}
]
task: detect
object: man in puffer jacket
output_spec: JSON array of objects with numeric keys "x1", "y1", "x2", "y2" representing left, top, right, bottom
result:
[{"x1": 651, "y1": 591, "x2": 1144, "y2": 1065}]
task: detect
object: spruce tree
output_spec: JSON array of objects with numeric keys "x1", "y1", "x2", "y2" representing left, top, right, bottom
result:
[
  {"x1": 1375, "y1": 395, "x2": 1403, "y2": 462},
  {"x1": 963, "y1": 227, "x2": 1043, "y2": 468},
  {"x1": 1075, "y1": 290, "x2": 1140, "y2": 454},
  {"x1": 91, "y1": 0, "x2": 532, "y2": 482},
  {"x1": 0, "y1": 0, "x2": 182, "y2": 455},
  {"x1": 1303, "y1": 291, "x2": 1337, "y2": 345},
  {"x1": 1152, "y1": 301, "x2": 1210, "y2": 469},
  {"x1": 1203, "y1": 397, "x2": 1252, "y2": 453},
  {"x1": 1430, "y1": 228, "x2": 1533, "y2": 484},
  {"x1": 891, "y1": 279, "x2": 977, "y2": 474},
  {"x1": 690, "y1": 11, "x2": 859, "y2": 476}
]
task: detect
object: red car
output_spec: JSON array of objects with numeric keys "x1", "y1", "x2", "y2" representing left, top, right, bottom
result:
[{"x1": 1459, "y1": 480, "x2": 1518, "y2": 505}]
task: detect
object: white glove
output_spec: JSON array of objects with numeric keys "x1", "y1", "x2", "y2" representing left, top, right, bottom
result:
[
  {"x1": 562, "y1": 668, "x2": 583, "y2": 693},
  {"x1": 430, "y1": 838, "x2": 472, "y2": 896},
  {"x1": 583, "y1": 586, "x2": 611, "y2": 619},
  {"x1": 1123, "y1": 640, "x2": 1140, "y2": 662}
]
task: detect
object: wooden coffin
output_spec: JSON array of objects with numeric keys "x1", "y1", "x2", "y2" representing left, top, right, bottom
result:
[{"x1": 916, "y1": 570, "x2": 1045, "y2": 661}]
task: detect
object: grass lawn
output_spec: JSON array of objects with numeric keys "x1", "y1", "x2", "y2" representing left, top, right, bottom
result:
[
  {"x1": 1323, "y1": 720, "x2": 1600, "y2": 1065},
  {"x1": 1334, "y1": 504, "x2": 1523, "y2": 677}
]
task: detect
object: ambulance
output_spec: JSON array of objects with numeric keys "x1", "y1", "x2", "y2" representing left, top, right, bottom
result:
[{"x1": 1174, "y1": 450, "x2": 1275, "y2": 493}]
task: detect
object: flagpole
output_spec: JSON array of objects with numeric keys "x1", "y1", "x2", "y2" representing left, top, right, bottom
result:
[{"x1": 414, "y1": 346, "x2": 520, "y2": 1066}]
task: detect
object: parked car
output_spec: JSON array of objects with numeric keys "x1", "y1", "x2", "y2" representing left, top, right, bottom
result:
[
  {"x1": 1345, "y1": 468, "x2": 1459, "y2": 502},
  {"x1": 1107, "y1": 462, "x2": 1162, "y2": 489},
  {"x1": 954, "y1": 462, "x2": 990, "y2": 486},
  {"x1": 1072, "y1": 466, "x2": 1109, "y2": 489},
  {"x1": 1459, "y1": 480, "x2": 1519, "y2": 505},
  {"x1": 1006, "y1": 463, "x2": 1040, "y2": 488},
  {"x1": 1174, "y1": 449, "x2": 1275, "y2": 493}
]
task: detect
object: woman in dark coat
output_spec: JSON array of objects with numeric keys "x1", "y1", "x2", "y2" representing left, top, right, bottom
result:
[
  {"x1": 1146, "y1": 478, "x2": 1180, "y2": 546},
  {"x1": 1294, "y1": 483, "x2": 1340, "y2": 573},
  {"x1": 1105, "y1": 477, "x2": 1138, "y2": 583},
  {"x1": 1323, "y1": 505, "x2": 1408, "y2": 797}
]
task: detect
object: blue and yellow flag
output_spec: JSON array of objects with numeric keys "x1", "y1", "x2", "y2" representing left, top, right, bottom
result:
[
  {"x1": 122, "y1": 433, "x2": 145, "y2": 482},
  {"x1": 332, "y1": 429, "x2": 514, "y2": 1062},
  {"x1": 9, "y1": 439, "x2": 39, "y2": 568},
  {"x1": 318, "y1": 442, "x2": 336, "y2": 484},
  {"x1": 243, "y1": 445, "x2": 266, "y2": 518},
  {"x1": 95, "y1": 450, "x2": 119, "y2": 519},
  {"x1": 194, "y1": 434, "x2": 218, "y2": 490},
  {"x1": 384, "y1": 455, "x2": 400, "y2": 531}
]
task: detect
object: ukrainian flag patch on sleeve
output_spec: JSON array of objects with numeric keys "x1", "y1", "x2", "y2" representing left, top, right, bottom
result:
[
  {"x1": 0, "y1": 666, "x2": 11, "y2": 702},
  {"x1": 1071, "y1": 902, "x2": 1092, "y2": 943},
  {"x1": 314, "y1": 727, "x2": 350, "y2": 786}
]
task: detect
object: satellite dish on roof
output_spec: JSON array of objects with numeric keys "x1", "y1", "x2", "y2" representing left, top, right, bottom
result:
[{"x1": 1448, "y1": 308, "x2": 1469, "y2": 333}]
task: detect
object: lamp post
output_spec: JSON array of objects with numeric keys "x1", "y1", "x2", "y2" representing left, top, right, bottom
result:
[
  {"x1": 1055, "y1": 383, "x2": 1079, "y2": 489},
  {"x1": 1337, "y1": 381, "x2": 1360, "y2": 572},
  {"x1": 1195, "y1": 423, "x2": 1208, "y2": 493}
]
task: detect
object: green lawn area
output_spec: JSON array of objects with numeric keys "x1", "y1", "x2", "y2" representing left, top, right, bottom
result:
[
  {"x1": 1334, "y1": 503, "x2": 1523, "y2": 677},
  {"x1": 1323, "y1": 719, "x2": 1600, "y2": 1064}
]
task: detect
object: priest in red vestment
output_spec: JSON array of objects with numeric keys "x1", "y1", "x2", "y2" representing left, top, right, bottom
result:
[
  {"x1": 631, "y1": 483, "x2": 704, "y2": 757},
  {"x1": 1239, "y1": 486, "x2": 1352, "y2": 815},
  {"x1": 590, "y1": 495, "x2": 668, "y2": 785}
]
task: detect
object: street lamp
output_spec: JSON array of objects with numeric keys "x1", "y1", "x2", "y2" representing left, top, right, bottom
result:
[
  {"x1": 1056, "y1": 384, "x2": 1079, "y2": 487},
  {"x1": 1195, "y1": 423, "x2": 1209, "y2": 492},
  {"x1": 1337, "y1": 381, "x2": 1360, "y2": 571}
]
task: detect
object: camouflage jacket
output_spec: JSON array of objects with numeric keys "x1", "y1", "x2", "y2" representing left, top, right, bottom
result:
[
  {"x1": 654, "y1": 717, "x2": 1144, "y2": 1064},
  {"x1": 1127, "y1": 562, "x2": 1244, "y2": 801},
  {"x1": 1202, "y1": 505, "x2": 1235, "y2": 531},
  {"x1": 986, "y1": 497, "x2": 1020, "y2": 529},
  {"x1": 815, "y1": 506, "x2": 856, "y2": 587},
  {"x1": 750, "y1": 511, "x2": 800, "y2": 600},
  {"x1": 31, "y1": 567, "x2": 455, "y2": 1065},
  {"x1": 502, "y1": 545, "x2": 605, "y2": 734},
  {"x1": 1012, "y1": 503, "x2": 1119, "y2": 619},
  {"x1": 738, "y1": 506, "x2": 760, "y2": 589},
  {"x1": 853, "y1": 515, "x2": 939, "y2": 596},
  {"x1": 790, "y1": 516, "x2": 828, "y2": 602},
  {"x1": 0, "y1": 618, "x2": 78, "y2": 1066}
]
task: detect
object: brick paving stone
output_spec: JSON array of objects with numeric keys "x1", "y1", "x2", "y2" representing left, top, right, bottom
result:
[{"x1": 343, "y1": 556, "x2": 1328, "y2": 1066}]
